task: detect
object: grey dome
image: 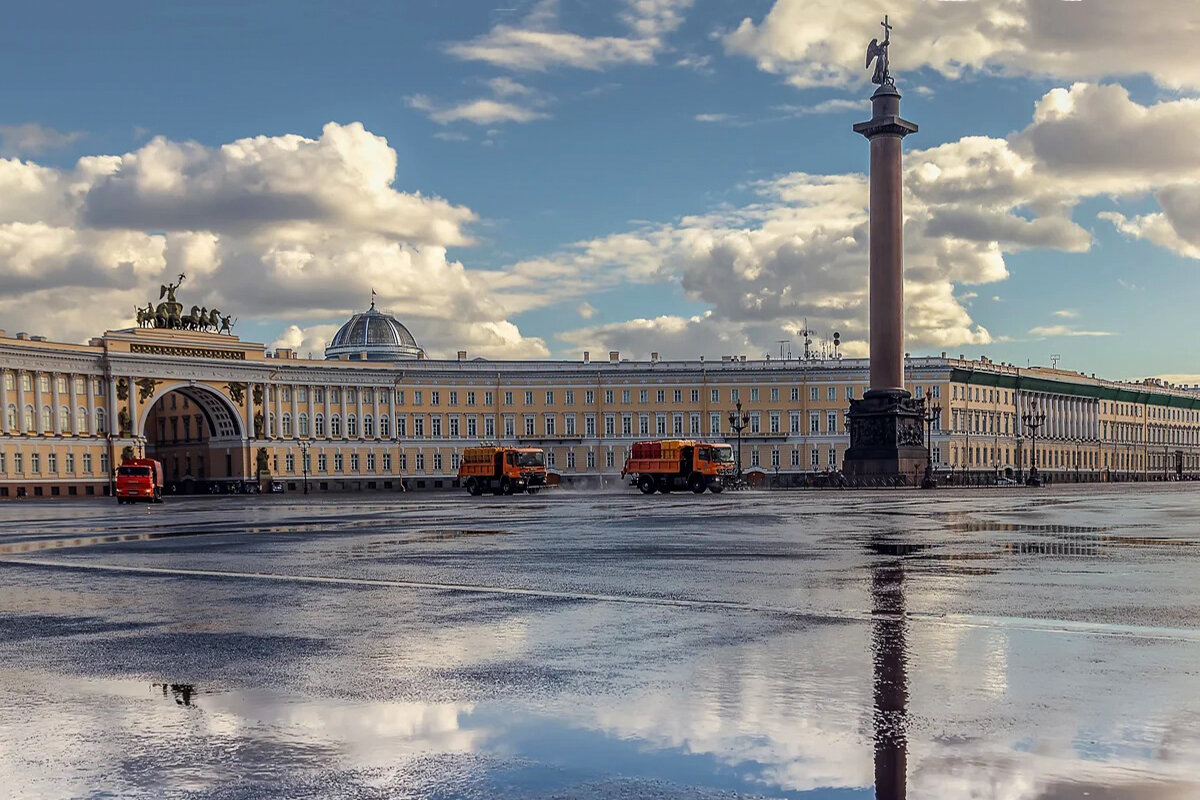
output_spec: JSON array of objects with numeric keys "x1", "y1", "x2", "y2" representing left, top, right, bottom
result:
[{"x1": 324, "y1": 304, "x2": 424, "y2": 361}]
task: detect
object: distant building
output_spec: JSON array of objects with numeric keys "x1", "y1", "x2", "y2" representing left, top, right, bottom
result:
[{"x1": 1, "y1": 308, "x2": 1198, "y2": 496}]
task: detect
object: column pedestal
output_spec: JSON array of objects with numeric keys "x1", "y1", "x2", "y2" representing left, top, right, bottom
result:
[{"x1": 844, "y1": 389, "x2": 928, "y2": 479}]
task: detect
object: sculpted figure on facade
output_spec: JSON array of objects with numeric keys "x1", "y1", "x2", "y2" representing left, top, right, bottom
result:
[
  {"x1": 116, "y1": 378, "x2": 129, "y2": 401},
  {"x1": 225, "y1": 382, "x2": 246, "y2": 406},
  {"x1": 136, "y1": 377, "x2": 159, "y2": 402},
  {"x1": 118, "y1": 406, "x2": 131, "y2": 437}
]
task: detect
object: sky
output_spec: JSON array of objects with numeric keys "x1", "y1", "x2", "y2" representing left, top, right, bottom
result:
[{"x1": 0, "y1": 0, "x2": 1198, "y2": 382}]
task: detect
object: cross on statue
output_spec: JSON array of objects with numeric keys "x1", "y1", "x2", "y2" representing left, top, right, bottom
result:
[{"x1": 865, "y1": 15, "x2": 894, "y2": 86}]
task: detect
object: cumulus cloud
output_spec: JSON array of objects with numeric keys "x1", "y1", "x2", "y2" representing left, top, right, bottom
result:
[
  {"x1": 724, "y1": 0, "x2": 1200, "y2": 90},
  {"x1": 445, "y1": 0, "x2": 693, "y2": 71},
  {"x1": 0, "y1": 124, "x2": 547, "y2": 356},
  {"x1": 0, "y1": 123, "x2": 84, "y2": 157},
  {"x1": 538, "y1": 82, "x2": 1200, "y2": 358}
]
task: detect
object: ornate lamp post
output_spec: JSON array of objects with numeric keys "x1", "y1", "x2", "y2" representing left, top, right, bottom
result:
[
  {"x1": 728, "y1": 399, "x2": 750, "y2": 485},
  {"x1": 921, "y1": 399, "x2": 941, "y2": 489},
  {"x1": 296, "y1": 439, "x2": 311, "y2": 495},
  {"x1": 1023, "y1": 398, "x2": 1047, "y2": 487}
]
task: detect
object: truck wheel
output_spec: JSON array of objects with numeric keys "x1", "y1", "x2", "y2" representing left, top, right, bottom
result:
[
  {"x1": 709, "y1": 480, "x2": 724, "y2": 494},
  {"x1": 656, "y1": 477, "x2": 673, "y2": 494},
  {"x1": 637, "y1": 475, "x2": 656, "y2": 494},
  {"x1": 466, "y1": 478, "x2": 481, "y2": 496},
  {"x1": 688, "y1": 473, "x2": 706, "y2": 494},
  {"x1": 500, "y1": 477, "x2": 513, "y2": 495},
  {"x1": 527, "y1": 487, "x2": 540, "y2": 495}
]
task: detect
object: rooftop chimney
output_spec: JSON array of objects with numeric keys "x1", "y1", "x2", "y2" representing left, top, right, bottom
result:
[
  {"x1": 583, "y1": 351, "x2": 590, "y2": 363},
  {"x1": 609, "y1": 351, "x2": 619, "y2": 363},
  {"x1": 16, "y1": 332, "x2": 28, "y2": 340},
  {"x1": 457, "y1": 350, "x2": 467, "y2": 361},
  {"x1": 650, "y1": 352, "x2": 660, "y2": 363}
]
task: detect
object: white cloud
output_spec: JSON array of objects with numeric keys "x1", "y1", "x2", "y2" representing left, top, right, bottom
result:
[
  {"x1": 1053, "y1": 309, "x2": 1079, "y2": 318},
  {"x1": 576, "y1": 301, "x2": 597, "y2": 319},
  {"x1": 773, "y1": 98, "x2": 866, "y2": 116},
  {"x1": 407, "y1": 95, "x2": 550, "y2": 126},
  {"x1": 445, "y1": 0, "x2": 693, "y2": 72},
  {"x1": 694, "y1": 113, "x2": 732, "y2": 123},
  {"x1": 1029, "y1": 325, "x2": 1114, "y2": 338},
  {"x1": 724, "y1": 0, "x2": 1200, "y2": 90},
  {"x1": 0, "y1": 123, "x2": 84, "y2": 156},
  {"x1": 0, "y1": 124, "x2": 548, "y2": 357}
]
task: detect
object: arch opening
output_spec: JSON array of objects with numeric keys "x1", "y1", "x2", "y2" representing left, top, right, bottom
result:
[{"x1": 141, "y1": 385, "x2": 248, "y2": 493}]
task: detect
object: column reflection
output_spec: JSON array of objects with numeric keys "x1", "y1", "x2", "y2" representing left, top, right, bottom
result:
[{"x1": 871, "y1": 539, "x2": 916, "y2": 800}]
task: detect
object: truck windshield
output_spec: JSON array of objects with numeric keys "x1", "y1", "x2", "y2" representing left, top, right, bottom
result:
[
  {"x1": 516, "y1": 452, "x2": 545, "y2": 467},
  {"x1": 117, "y1": 466, "x2": 151, "y2": 477},
  {"x1": 712, "y1": 447, "x2": 734, "y2": 463}
]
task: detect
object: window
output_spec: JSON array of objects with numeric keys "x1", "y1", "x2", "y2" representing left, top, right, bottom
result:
[
  {"x1": 567, "y1": 450, "x2": 576, "y2": 469},
  {"x1": 811, "y1": 448, "x2": 819, "y2": 467},
  {"x1": 545, "y1": 416, "x2": 556, "y2": 436},
  {"x1": 750, "y1": 413, "x2": 760, "y2": 433},
  {"x1": 711, "y1": 388, "x2": 720, "y2": 403},
  {"x1": 466, "y1": 391, "x2": 476, "y2": 406},
  {"x1": 315, "y1": 414, "x2": 326, "y2": 437},
  {"x1": 432, "y1": 452, "x2": 442, "y2": 471},
  {"x1": 565, "y1": 390, "x2": 574, "y2": 405},
  {"x1": 545, "y1": 450, "x2": 555, "y2": 468},
  {"x1": 466, "y1": 417, "x2": 477, "y2": 438},
  {"x1": 710, "y1": 414, "x2": 720, "y2": 434},
  {"x1": 731, "y1": 388, "x2": 739, "y2": 402},
  {"x1": 771, "y1": 448, "x2": 780, "y2": 467},
  {"x1": 382, "y1": 452, "x2": 392, "y2": 471},
  {"x1": 914, "y1": 385, "x2": 923, "y2": 399},
  {"x1": 641, "y1": 390, "x2": 650, "y2": 403},
  {"x1": 622, "y1": 416, "x2": 633, "y2": 436},
  {"x1": 96, "y1": 408, "x2": 107, "y2": 434},
  {"x1": 431, "y1": 391, "x2": 440, "y2": 406},
  {"x1": 586, "y1": 390, "x2": 595, "y2": 404},
  {"x1": 346, "y1": 415, "x2": 358, "y2": 437},
  {"x1": 448, "y1": 391, "x2": 458, "y2": 406},
  {"x1": 346, "y1": 388, "x2": 357, "y2": 404},
  {"x1": 364, "y1": 415, "x2": 374, "y2": 437},
  {"x1": 100, "y1": 451, "x2": 108, "y2": 474},
  {"x1": 76, "y1": 407, "x2": 88, "y2": 434},
  {"x1": 448, "y1": 417, "x2": 459, "y2": 438},
  {"x1": 21, "y1": 374, "x2": 32, "y2": 392},
  {"x1": 298, "y1": 387, "x2": 308, "y2": 402},
  {"x1": 525, "y1": 391, "x2": 534, "y2": 405},
  {"x1": 655, "y1": 415, "x2": 665, "y2": 435},
  {"x1": 640, "y1": 415, "x2": 650, "y2": 436},
  {"x1": 430, "y1": 417, "x2": 442, "y2": 437},
  {"x1": 331, "y1": 388, "x2": 342, "y2": 404},
  {"x1": 751, "y1": 449, "x2": 760, "y2": 467},
  {"x1": 58, "y1": 407, "x2": 69, "y2": 430},
  {"x1": 605, "y1": 416, "x2": 615, "y2": 436},
  {"x1": 791, "y1": 448, "x2": 800, "y2": 467},
  {"x1": 299, "y1": 414, "x2": 310, "y2": 437},
  {"x1": 41, "y1": 406, "x2": 52, "y2": 431},
  {"x1": 828, "y1": 412, "x2": 837, "y2": 433},
  {"x1": 285, "y1": 453, "x2": 295, "y2": 472},
  {"x1": 414, "y1": 417, "x2": 425, "y2": 437},
  {"x1": 31, "y1": 452, "x2": 40, "y2": 473},
  {"x1": 623, "y1": 390, "x2": 632, "y2": 404},
  {"x1": 315, "y1": 388, "x2": 326, "y2": 403},
  {"x1": 605, "y1": 390, "x2": 613, "y2": 404},
  {"x1": 770, "y1": 388, "x2": 779, "y2": 402},
  {"x1": 350, "y1": 453, "x2": 360, "y2": 471},
  {"x1": 565, "y1": 415, "x2": 575, "y2": 435},
  {"x1": 690, "y1": 413, "x2": 700, "y2": 434},
  {"x1": 83, "y1": 452, "x2": 93, "y2": 473},
  {"x1": 2, "y1": 372, "x2": 12, "y2": 391},
  {"x1": 770, "y1": 412, "x2": 780, "y2": 433},
  {"x1": 791, "y1": 387, "x2": 799, "y2": 402},
  {"x1": 398, "y1": 453, "x2": 407, "y2": 470},
  {"x1": 751, "y1": 388, "x2": 759, "y2": 402},
  {"x1": 829, "y1": 447, "x2": 837, "y2": 467},
  {"x1": 38, "y1": 375, "x2": 49, "y2": 393},
  {"x1": 846, "y1": 386, "x2": 855, "y2": 400},
  {"x1": 333, "y1": 453, "x2": 344, "y2": 471},
  {"x1": 504, "y1": 417, "x2": 514, "y2": 438},
  {"x1": 281, "y1": 414, "x2": 293, "y2": 437},
  {"x1": 546, "y1": 391, "x2": 555, "y2": 405},
  {"x1": 484, "y1": 391, "x2": 493, "y2": 406},
  {"x1": 14, "y1": 453, "x2": 23, "y2": 474},
  {"x1": 606, "y1": 450, "x2": 615, "y2": 468},
  {"x1": 504, "y1": 391, "x2": 513, "y2": 405},
  {"x1": 587, "y1": 450, "x2": 596, "y2": 469},
  {"x1": 810, "y1": 387, "x2": 819, "y2": 401},
  {"x1": 413, "y1": 390, "x2": 422, "y2": 406},
  {"x1": 585, "y1": 416, "x2": 595, "y2": 437},
  {"x1": 790, "y1": 412, "x2": 800, "y2": 433},
  {"x1": 810, "y1": 412, "x2": 819, "y2": 433},
  {"x1": 48, "y1": 452, "x2": 57, "y2": 473},
  {"x1": 826, "y1": 387, "x2": 835, "y2": 401},
  {"x1": 525, "y1": 417, "x2": 535, "y2": 436}
]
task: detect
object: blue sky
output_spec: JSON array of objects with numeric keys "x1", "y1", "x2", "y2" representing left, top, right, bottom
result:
[{"x1": 1, "y1": 0, "x2": 1198, "y2": 381}]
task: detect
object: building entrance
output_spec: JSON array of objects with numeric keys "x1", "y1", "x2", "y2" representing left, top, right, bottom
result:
[{"x1": 143, "y1": 386, "x2": 248, "y2": 493}]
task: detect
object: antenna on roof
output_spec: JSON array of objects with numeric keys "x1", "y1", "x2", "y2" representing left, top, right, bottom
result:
[{"x1": 370, "y1": 289, "x2": 377, "y2": 310}]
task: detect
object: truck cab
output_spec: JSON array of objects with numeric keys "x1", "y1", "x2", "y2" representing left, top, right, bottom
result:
[
  {"x1": 459, "y1": 446, "x2": 547, "y2": 495},
  {"x1": 116, "y1": 458, "x2": 164, "y2": 504}
]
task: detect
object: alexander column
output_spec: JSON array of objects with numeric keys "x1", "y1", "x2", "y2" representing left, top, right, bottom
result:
[{"x1": 843, "y1": 16, "x2": 928, "y2": 481}]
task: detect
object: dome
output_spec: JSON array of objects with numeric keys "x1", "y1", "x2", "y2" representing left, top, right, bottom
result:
[{"x1": 324, "y1": 303, "x2": 424, "y2": 361}]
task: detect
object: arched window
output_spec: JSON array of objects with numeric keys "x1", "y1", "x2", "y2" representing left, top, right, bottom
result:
[
  {"x1": 5, "y1": 404, "x2": 16, "y2": 430},
  {"x1": 96, "y1": 408, "x2": 107, "y2": 434},
  {"x1": 282, "y1": 414, "x2": 293, "y2": 437},
  {"x1": 379, "y1": 414, "x2": 390, "y2": 438},
  {"x1": 77, "y1": 407, "x2": 89, "y2": 434},
  {"x1": 346, "y1": 415, "x2": 358, "y2": 437},
  {"x1": 330, "y1": 414, "x2": 342, "y2": 437},
  {"x1": 298, "y1": 413, "x2": 309, "y2": 437},
  {"x1": 314, "y1": 414, "x2": 325, "y2": 437},
  {"x1": 24, "y1": 405, "x2": 35, "y2": 430},
  {"x1": 41, "y1": 406, "x2": 52, "y2": 431},
  {"x1": 363, "y1": 414, "x2": 374, "y2": 438},
  {"x1": 269, "y1": 413, "x2": 276, "y2": 436},
  {"x1": 59, "y1": 406, "x2": 70, "y2": 431}
]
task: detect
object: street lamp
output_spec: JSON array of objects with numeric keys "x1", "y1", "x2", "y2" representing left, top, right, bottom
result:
[
  {"x1": 296, "y1": 439, "x2": 311, "y2": 495},
  {"x1": 727, "y1": 399, "x2": 750, "y2": 485},
  {"x1": 921, "y1": 399, "x2": 941, "y2": 489},
  {"x1": 1023, "y1": 398, "x2": 1047, "y2": 487}
]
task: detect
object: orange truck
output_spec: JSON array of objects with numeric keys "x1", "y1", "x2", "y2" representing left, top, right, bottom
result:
[
  {"x1": 458, "y1": 446, "x2": 548, "y2": 495},
  {"x1": 622, "y1": 439, "x2": 735, "y2": 494},
  {"x1": 115, "y1": 458, "x2": 165, "y2": 504}
]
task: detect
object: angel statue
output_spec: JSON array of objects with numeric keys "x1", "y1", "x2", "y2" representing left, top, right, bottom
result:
[
  {"x1": 159, "y1": 272, "x2": 186, "y2": 304},
  {"x1": 865, "y1": 15, "x2": 893, "y2": 86}
]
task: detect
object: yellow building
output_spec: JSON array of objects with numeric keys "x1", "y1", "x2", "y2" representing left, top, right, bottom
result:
[{"x1": 1, "y1": 304, "x2": 1198, "y2": 497}]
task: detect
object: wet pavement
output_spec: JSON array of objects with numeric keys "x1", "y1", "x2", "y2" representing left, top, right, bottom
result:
[{"x1": 3, "y1": 486, "x2": 1200, "y2": 799}]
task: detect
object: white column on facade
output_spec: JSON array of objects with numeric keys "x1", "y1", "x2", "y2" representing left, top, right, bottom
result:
[
  {"x1": 33, "y1": 372, "x2": 43, "y2": 434},
  {"x1": 128, "y1": 375, "x2": 139, "y2": 440},
  {"x1": 243, "y1": 384, "x2": 254, "y2": 440},
  {"x1": 356, "y1": 386, "x2": 364, "y2": 438},
  {"x1": 342, "y1": 385, "x2": 350, "y2": 439},
  {"x1": 0, "y1": 369, "x2": 8, "y2": 435},
  {"x1": 274, "y1": 383, "x2": 283, "y2": 438},
  {"x1": 51, "y1": 373, "x2": 62, "y2": 435},
  {"x1": 263, "y1": 384, "x2": 272, "y2": 438},
  {"x1": 68, "y1": 374, "x2": 79, "y2": 435},
  {"x1": 307, "y1": 384, "x2": 315, "y2": 437},
  {"x1": 86, "y1": 377, "x2": 96, "y2": 436},
  {"x1": 372, "y1": 385, "x2": 381, "y2": 439},
  {"x1": 106, "y1": 375, "x2": 118, "y2": 442}
]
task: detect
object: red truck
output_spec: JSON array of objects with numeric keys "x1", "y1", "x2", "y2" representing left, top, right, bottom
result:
[
  {"x1": 622, "y1": 439, "x2": 735, "y2": 494},
  {"x1": 116, "y1": 458, "x2": 165, "y2": 504}
]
